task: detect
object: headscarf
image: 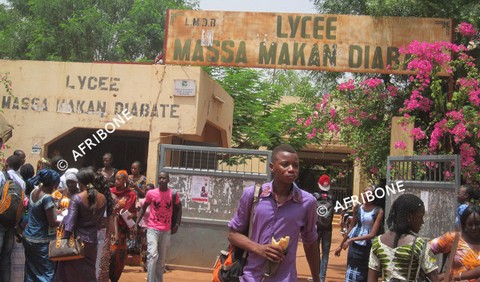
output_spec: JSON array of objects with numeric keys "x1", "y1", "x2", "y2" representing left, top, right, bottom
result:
[
  {"x1": 28, "y1": 168, "x2": 60, "y2": 187},
  {"x1": 64, "y1": 168, "x2": 79, "y2": 182},
  {"x1": 116, "y1": 170, "x2": 128, "y2": 178}
]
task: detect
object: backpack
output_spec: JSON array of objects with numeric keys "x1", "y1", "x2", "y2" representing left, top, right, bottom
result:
[
  {"x1": 315, "y1": 192, "x2": 334, "y2": 230},
  {"x1": 0, "y1": 171, "x2": 25, "y2": 228}
]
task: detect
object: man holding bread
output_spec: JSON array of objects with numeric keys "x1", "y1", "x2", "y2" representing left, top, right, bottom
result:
[{"x1": 228, "y1": 144, "x2": 321, "y2": 282}]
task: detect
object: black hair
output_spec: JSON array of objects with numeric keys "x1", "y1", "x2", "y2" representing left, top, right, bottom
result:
[
  {"x1": 146, "y1": 183, "x2": 155, "y2": 189},
  {"x1": 462, "y1": 185, "x2": 480, "y2": 202},
  {"x1": 6, "y1": 155, "x2": 22, "y2": 171},
  {"x1": 50, "y1": 155, "x2": 64, "y2": 173},
  {"x1": 387, "y1": 194, "x2": 424, "y2": 247},
  {"x1": 460, "y1": 204, "x2": 480, "y2": 231},
  {"x1": 13, "y1": 150, "x2": 25, "y2": 159},
  {"x1": 77, "y1": 168, "x2": 98, "y2": 210},
  {"x1": 271, "y1": 144, "x2": 297, "y2": 162},
  {"x1": 20, "y1": 163, "x2": 35, "y2": 180}
]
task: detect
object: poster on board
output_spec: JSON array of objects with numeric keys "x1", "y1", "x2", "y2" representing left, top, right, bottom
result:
[{"x1": 192, "y1": 175, "x2": 210, "y2": 203}]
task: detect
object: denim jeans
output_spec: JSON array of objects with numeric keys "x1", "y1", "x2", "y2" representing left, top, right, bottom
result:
[
  {"x1": 0, "y1": 224, "x2": 14, "y2": 282},
  {"x1": 146, "y1": 228, "x2": 171, "y2": 282},
  {"x1": 317, "y1": 230, "x2": 332, "y2": 282}
]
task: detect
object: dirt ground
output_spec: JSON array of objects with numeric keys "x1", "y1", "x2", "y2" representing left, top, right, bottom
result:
[{"x1": 120, "y1": 226, "x2": 349, "y2": 282}]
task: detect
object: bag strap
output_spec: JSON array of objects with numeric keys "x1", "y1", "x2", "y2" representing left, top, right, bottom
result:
[
  {"x1": 415, "y1": 239, "x2": 428, "y2": 280},
  {"x1": 242, "y1": 183, "x2": 262, "y2": 259},
  {"x1": 407, "y1": 235, "x2": 419, "y2": 281}
]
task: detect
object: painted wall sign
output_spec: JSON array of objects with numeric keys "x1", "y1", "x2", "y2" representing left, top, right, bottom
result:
[{"x1": 165, "y1": 10, "x2": 452, "y2": 75}]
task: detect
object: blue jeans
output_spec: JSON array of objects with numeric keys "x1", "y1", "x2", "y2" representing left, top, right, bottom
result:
[
  {"x1": 0, "y1": 224, "x2": 14, "y2": 282},
  {"x1": 146, "y1": 228, "x2": 171, "y2": 282},
  {"x1": 317, "y1": 230, "x2": 332, "y2": 282}
]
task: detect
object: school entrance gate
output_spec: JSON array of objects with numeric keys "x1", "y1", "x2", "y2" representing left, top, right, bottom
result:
[
  {"x1": 386, "y1": 155, "x2": 460, "y2": 240},
  {"x1": 158, "y1": 144, "x2": 271, "y2": 269}
]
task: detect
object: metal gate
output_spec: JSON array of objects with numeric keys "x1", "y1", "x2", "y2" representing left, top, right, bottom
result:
[
  {"x1": 386, "y1": 155, "x2": 460, "y2": 239},
  {"x1": 158, "y1": 144, "x2": 271, "y2": 269}
]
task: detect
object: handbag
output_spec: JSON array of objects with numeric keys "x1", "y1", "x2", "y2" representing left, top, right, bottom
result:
[
  {"x1": 212, "y1": 184, "x2": 262, "y2": 282},
  {"x1": 48, "y1": 224, "x2": 85, "y2": 261}
]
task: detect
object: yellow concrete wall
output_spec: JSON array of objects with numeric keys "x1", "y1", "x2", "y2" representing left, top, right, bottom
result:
[{"x1": 0, "y1": 60, "x2": 233, "y2": 182}]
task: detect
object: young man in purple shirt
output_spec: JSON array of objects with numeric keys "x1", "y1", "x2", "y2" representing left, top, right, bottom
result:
[{"x1": 228, "y1": 144, "x2": 320, "y2": 282}]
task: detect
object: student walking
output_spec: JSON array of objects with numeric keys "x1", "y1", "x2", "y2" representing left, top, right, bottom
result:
[
  {"x1": 227, "y1": 144, "x2": 321, "y2": 282},
  {"x1": 135, "y1": 172, "x2": 182, "y2": 282}
]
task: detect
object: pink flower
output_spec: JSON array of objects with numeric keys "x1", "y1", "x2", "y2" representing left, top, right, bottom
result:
[
  {"x1": 456, "y1": 22, "x2": 478, "y2": 38},
  {"x1": 370, "y1": 166, "x2": 379, "y2": 174},
  {"x1": 338, "y1": 79, "x2": 355, "y2": 91},
  {"x1": 327, "y1": 121, "x2": 340, "y2": 133},
  {"x1": 330, "y1": 108, "x2": 336, "y2": 118},
  {"x1": 360, "y1": 78, "x2": 383, "y2": 89},
  {"x1": 305, "y1": 117, "x2": 312, "y2": 126},
  {"x1": 410, "y1": 128, "x2": 426, "y2": 140},
  {"x1": 394, "y1": 141, "x2": 407, "y2": 150},
  {"x1": 297, "y1": 118, "x2": 304, "y2": 125},
  {"x1": 450, "y1": 122, "x2": 469, "y2": 143},
  {"x1": 307, "y1": 128, "x2": 317, "y2": 139}
]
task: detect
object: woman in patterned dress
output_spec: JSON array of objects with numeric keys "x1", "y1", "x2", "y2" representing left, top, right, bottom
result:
[
  {"x1": 109, "y1": 170, "x2": 137, "y2": 282},
  {"x1": 430, "y1": 204, "x2": 480, "y2": 282},
  {"x1": 368, "y1": 194, "x2": 439, "y2": 282}
]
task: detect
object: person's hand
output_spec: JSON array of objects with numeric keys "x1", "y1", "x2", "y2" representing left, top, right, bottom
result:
[
  {"x1": 171, "y1": 224, "x2": 179, "y2": 234},
  {"x1": 342, "y1": 238, "x2": 352, "y2": 249},
  {"x1": 438, "y1": 273, "x2": 448, "y2": 281},
  {"x1": 334, "y1": 246, "x2": 342, "y2": 257},
  {"x1": 254, "y1": 244, "x2": 285, "y2": 263}
]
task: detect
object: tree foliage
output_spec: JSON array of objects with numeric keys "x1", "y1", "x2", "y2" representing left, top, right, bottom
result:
[
  {"x1": 204, "y1": 67, "x2": 318, "y2": 150},
  {"x1": 0, "y1": 0, "x2": 198, "y2": 62}
]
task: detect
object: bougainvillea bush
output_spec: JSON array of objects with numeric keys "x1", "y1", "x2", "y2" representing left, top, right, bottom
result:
[{"x1": 294, "y1": 22, "x2": 480, "y2": 185}]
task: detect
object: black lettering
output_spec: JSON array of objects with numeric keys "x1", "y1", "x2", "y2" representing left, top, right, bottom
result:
[
  {"x1": 313, "y1": 17, "x2": 324, "y2": 39},
  {"x1": 98, "y1": 77, "x2": 108, "y2": 90},
  {"x1": 66, "y1": 75, "x2": 75, "y2": 89},
  {"x1": 114, "y1": 102, "x2": 124, "y2": 114},
  {"x1": 171, "y1": 104, "x2": 179, "y2": 118},
  {"x1": 130, "y1": 102, "x2": 138, "y2": 116},
  {"x1": 293, "y1": 43, "x2": 306, "y2": 65},
  {"x1": 140, "y1": 104, "x2": 150, "y2": 117},
  {"x1": 288, "y1": 16, "x2": 301, "y2": 38},
  {"x1": 2, "y1": 96, "x2": 11, "y2": 109},
  {"x1": 277, "y1": 16, "x2": 287, "y2": 38},
  {"x1": 387, "y1": 47, "x2": 400, "y2": 67},
  {"x1": 300, "y1": 16, "x2": 312, "y2": 38},
  {"x1": 307, "y1": 44, "x2": 320, "y2": 66},
  {"x1": 151, "y1": 104, "x2": 159, "y2": 117},
  {"x1": 326, "y1": 17, "x2": 337, "y2": 40},
  {"x1": 258, "y1": 43, "x2": 277, "y2": 64},
  {"x1": 221, "y1": 41, "x2": 234, "y2": 63},
  {"x1": 110, "y1": 78, "x2": 119, "y2": 92},
  {"x1": 349, "y1": 45, "x2": 362, "y2": 68},
  {"x1": 159, "y1": 104, "x2": 169, "y2": 118},
  {"x1": 278, "y1": 43, "x2": 290, "y2": 65},
  {"x1": 372, "y1": 46, "x2": 384, "y2": 69},
  {"x1": 206, "y1": 40, "x2": 220, "y2": 62},
  {"x1": 12, "y1": 97, "x2": 19, "y2": 110},
  {"x1": 192, "y1": 40, "x2": 204, "y2": 62},
  {"x1": 97, "y1": 101, "x2": 106, "y2": 114},
  {"x1": 21, "y1": 97, "x2": 29, "y2": 110},
  {"x1": 174, "y1": 39, "x2": 191, "y2": 61},
  {"x1": 78, "y1": 76, "x2": 87, "y2": 89},
  {"x1": 323, "y1": 44, "x2": 336, "y2": 67},
  {"x1": 235, "y1": 41, "x2": 247, "y2": 64},
  {"x1": 76, "y1": 100, "x2": 85, "y2": 113},
  {"x1": 88, "y1": 77, "x2": 98, "y2": 90}
]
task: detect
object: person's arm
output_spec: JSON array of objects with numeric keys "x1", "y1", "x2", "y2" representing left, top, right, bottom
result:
[
  {"x1": 135, "y1": 201, "x2": 148, "y2": 229},
  {"x1": 335, "y1": 204, "x2": 359, "y2": 256},
  {"x1": 451, "y1": 267, "x2": 480, "y2": 281},
  {"x1": 367, "y1": 269, "x2": 380, "y2": 282},
  {"x1": 171, "y1": 200, "x2": 182, "y2": 234},
  {"x1": 303, "y1": 241, "x2": 320, "y2": 282},
  {"x1": 345, "y1": 208, "x2": 384, "y2": 247},
  {"x1": 227, "y1": 229, "x2": 285, "y2": 262}
]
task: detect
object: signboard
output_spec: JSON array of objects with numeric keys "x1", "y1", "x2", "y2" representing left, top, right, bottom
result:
[
  {"x1": 174, "y1": 79, "x2": 196, "y2": 96},
  {"x1": 165, "y1": 10, "x2": 452, "y2": 75}
]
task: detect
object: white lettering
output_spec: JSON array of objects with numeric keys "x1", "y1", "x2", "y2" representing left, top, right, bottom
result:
[
  {"x1": 97, "y1": 129, "x2": 108, "y2": 140},
  {"x1": 72, "y1": 150, "x2": 83, "y2": 162},
  {"x1": 105, "y1": 122, "x2": 116, "y2": 133},
  {"x1": 122, "y1": 108, "x2": 133, "y2": 121}
]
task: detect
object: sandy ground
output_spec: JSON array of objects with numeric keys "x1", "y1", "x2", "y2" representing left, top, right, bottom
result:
[{"x1": 120, "y1": 226, "x2": 349, "y2": 282}]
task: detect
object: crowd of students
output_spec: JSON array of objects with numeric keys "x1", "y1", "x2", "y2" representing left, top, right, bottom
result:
[{"x1": 0, "y1": 150, "x2": 181, "y2": 282}]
